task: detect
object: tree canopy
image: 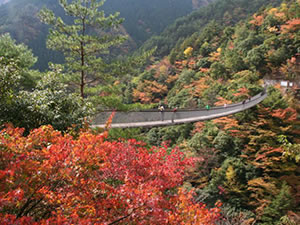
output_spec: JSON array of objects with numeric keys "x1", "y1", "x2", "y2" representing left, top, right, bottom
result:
[{"x1": 38, "y1": 0, "x2": 126, "y2": 98}]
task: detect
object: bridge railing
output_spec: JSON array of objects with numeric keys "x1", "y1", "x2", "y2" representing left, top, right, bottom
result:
[{"x1": 92, "y1": 91, "x2": 267, "y2": 128}]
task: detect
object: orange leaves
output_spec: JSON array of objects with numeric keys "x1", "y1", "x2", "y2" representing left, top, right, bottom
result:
[
  {"x1": 175, "y1": 60, "x2": 188, "y2": 70},
  {"x1": 166, "y1": 74, "x2": 179, "y2": 84},
  {"x1": 184, "y1": 77, "x2": 210, "y2": 98},
  {"x1": 167, "y1": 188, "x2": 221, "y2": 224},
  {"x1": 280, "y1": 56, "x2": 300, "y2": 80},
  {"x1": 199, "y1": 67, "x2": 210, "y2": 73},
  {"x1": 232, "y1": 87, "x2": 249, "y2": 98},
  {"x1": 213, "y1": 116, "x2": 239, "y2": 131},
  {"x1": 255, "y1": 146, "x2": 284, "y2": 162},
  {"x1": 249, "y1": 14, "x2": 264, "y2": 26},
  {"x1": 192, "y1": 122, "x2": 206, "y2": 135},
  {"x1": 247, "y1": 177, "x2": 277, "y2": 212},
  {"x1": 148, "y1": 57, "x2": 173, "y2": 79},
  {"x1": 271, "y1": 107, "x2": 297, "y2": 122},
  {"x1": 133, "y1": 80, "x2": 168, "y2": 103},
  {"x1": 0, "y1": 125, "x2": 220, "y2": 224},
  {"x1": 228, "y1": 41, "x2": 234, "y2": 50},
  {"x1": 208, "y1": 48, "x2": 221, "y2": 62},
  {"x1": 214, "y1": 97, "x2": 232, "y2": 106},
  {"x1": 281, "y1": 18, "x2": 300, "y2": 33},
  {"x1": 175, "y1": 58, "x2": 197, "y2": 71},
  {"x1": 104, "y1": 111, "x2": 115, "y2": 130}
]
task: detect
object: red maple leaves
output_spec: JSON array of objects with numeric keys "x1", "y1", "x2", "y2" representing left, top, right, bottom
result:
[{"x1": 0, "y1": 125, "x2": 221, "y2": 224}]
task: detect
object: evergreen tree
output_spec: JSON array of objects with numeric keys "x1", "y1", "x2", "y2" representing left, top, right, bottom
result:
[
  {"x1": 260, "y1": 183, "x2": 293, "y2": 224},
  {"x1": 38, "y1": 0, "x2": 126, "y2": 98}
]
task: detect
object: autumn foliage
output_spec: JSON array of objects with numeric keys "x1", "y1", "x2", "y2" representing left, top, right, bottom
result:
[{"x1": 0, "y1": 125, "x2": 221, "y2": 224}]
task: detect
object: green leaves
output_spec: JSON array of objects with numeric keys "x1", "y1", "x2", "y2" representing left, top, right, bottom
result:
[
  {"x1": 0, "y1": 33, "x2": 37, "y2": 91},
  {"x1": 38, "y1": 0, "x2": 127, "y2": 98},
  {"x1": 0, "y1": 40, "x2": 94, "y2": 132}
]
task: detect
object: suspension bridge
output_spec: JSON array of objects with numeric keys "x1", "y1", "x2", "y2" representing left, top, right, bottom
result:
[{"x1": 92, "y1": 91, "x2": 267, "y2": 128}]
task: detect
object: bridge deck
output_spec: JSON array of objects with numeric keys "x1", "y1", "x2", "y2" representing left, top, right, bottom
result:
[{"x1": 91, "y1": 92, "x2": 267, "y2": 128}]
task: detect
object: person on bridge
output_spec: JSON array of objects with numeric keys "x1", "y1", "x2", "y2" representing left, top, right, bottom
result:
[
  {"x1": 171, "y1": 107, "x2": 178, "y2": 123},
  {"x1": 158, "y1": 105, "x2": 165, "y2": 121},
  {"x1": 205, "y1": 104, "x2": 210, "y2": 110}
]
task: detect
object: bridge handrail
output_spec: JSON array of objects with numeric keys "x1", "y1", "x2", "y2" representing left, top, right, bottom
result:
[
  {"x1": 91, "y1": 91, "x2": 267, "y2": 128},
  {"x1": 96, "y1": 91, "x2": 265, "y2": 113}
]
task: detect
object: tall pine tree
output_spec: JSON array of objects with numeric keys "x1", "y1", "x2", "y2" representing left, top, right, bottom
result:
[{"x1": 38, "y1": 0, "x2": 126, "y2": 98}]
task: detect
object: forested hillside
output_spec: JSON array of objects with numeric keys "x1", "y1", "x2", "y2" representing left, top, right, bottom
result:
[
  {"x1": 126, "y1": 0, "x2": 300, "y2": 223},
  {"x1": 0, "y1": 0, "x2": 213, "y2": 70},
  {"x1": 140, "y1": 0, "x2": 283, "y2": 58},
  {"x1": 0, "y1": 0, "x2": 299, "y2": 224}
]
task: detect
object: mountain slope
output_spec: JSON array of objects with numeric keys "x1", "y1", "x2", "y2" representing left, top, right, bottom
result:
[
  {"x1": 128, "y1": 1, "x2": 300, "y2": 223},
  {"x1": 140, "y1": 0, "x2": 283, "y2": 58},
  {"x1": 0, "y1": 0, "x2": 214, "y2": 70}
]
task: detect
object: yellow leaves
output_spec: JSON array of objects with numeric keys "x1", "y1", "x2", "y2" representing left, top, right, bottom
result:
[
  {"x1": 146, "y1": 80, "x2": 168, "y2": 93},
  {"x1": 184, "y1": 47, "x2": 193, "y2": 57},
  {"x1": 113, "y1": 80, "x2": 120, "y2": 85},
  {"x1": 268, "y1": 26, "x2": 279, "y2": 33},
  {"x1": 268, "y1": 8, "x2": 278, "y2": 15},
  {"x1": 248, "y1": 177, "x2": 277, "y2": 196},
  {"x1": 78, "y1": 205, "x2": 96, "y2": 217},
  {"x1": 280, "y1": 3, "x2": 288, "y2": 12},
  {"x1": 226, "y1": 165, "x2": 235, "y2": 184},
  {"x1": 247, "y1": 177, "x2": 278, "y2": 214},
  {"x1": 267, "y1": 7, "x2": 286, "y2": 20},
  {"x1": 208, "y1": 50, "x2": 220, "y2": 62},
  {"x1": 159, "y1": 64, "x2": 168, "y2": 74},
  {"x1": 207, "y1": 48, "x2": 222, "y2": 62},
  {"x1": 148, "y1": 57, "x2": 173, "y2": 78},
  {"x1": 224, "y1": 165, "x2": 244, "y2": 194}
]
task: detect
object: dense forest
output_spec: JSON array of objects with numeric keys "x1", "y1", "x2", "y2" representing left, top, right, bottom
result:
[
  {"x1": 0, "y1": 0, "x2": 300, "y2": 224},
  {"x1": 0, "y1": 0, "x2": 213, "y2": 70}
]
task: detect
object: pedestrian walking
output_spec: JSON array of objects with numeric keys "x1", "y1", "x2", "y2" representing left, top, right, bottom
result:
[
  {"x1": 158, "y1": 105, "x2": 165, "y2": 121},
  {"x1": 171, "y1": 107, "x2": 177, "y2": 123}
]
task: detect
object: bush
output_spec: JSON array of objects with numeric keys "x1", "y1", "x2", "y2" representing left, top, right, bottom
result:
[
  {"x1": 0, "y1": 125, "x2": 221, "y2": 224},
  {"x1": 1, "y1": 68, "x2": 94, "y2": 132}
]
